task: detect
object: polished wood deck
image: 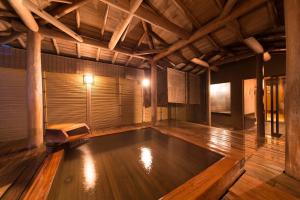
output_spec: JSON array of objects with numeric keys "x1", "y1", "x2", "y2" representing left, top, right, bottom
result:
[
  {"x1": 1, "y1": 121, "x2": 299, "y2": 200},
  {"x1": 155, "y1": 121, "x2": 300, "y2": 200}
]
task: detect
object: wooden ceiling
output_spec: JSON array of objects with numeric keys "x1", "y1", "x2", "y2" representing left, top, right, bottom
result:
[{"x1": 0, "y1": 0, "x2": 285, "y2": 75}]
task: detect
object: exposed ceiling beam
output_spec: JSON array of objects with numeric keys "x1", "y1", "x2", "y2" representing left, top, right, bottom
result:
[
  {"x1": 0, "y1": 31, "x2": 22, "y2": 45},
  {"x1": 108, "y1": 0, "x2": 143, "y2": 50},
  {"x1": 120, "y1": 23, "x2": 130, "y2": 42},
  {"x1": 0, "y1": 10, "x2": 18, "y2": 18},
  {"x1": 112, "y1": 52, "x2": 118, "y2": 64},
  {"x1": 96, "y1": 48, "x2": 101, "y2": 61},
  {"x1": 12, "y1": 21, "x2": 149, "y2": 60},
  {"x1": 17, "y1": 37, "x2": 26, "y2": 48},
  {"x1": 98, "y1": 0, "x2": 190, "y2": 39},
  {"x1": 52, "y1": 38, "x2": 60, "y2": 55},
  {"x1": 153, "y1": 0, "x2": 267, "y2": 61},
  {"x1": 191, "y1": 58, "x2": 210, "y2": 68},
  {"x1": 133, "y1": 48, "x2": 164, "y2": 55},
  {"x1": 76, "y1": 42, "x2": 81, "y2": 58},
  {"x1": 243, "y1": 37, "x2": 264, "y2": 54},
  {"x1": 142, "y1": 21, "x2": 154, "y2": 49},
  {"x1": 101, "y1": 4, "x2": 109, "y2": 37},
  {"x1": 40, "y1": 0, "x2": 91, "y2": 24},
  {"x1": 125, "y1": 55, "x2": 133, "y2": 66},
  {"x1": 136, "y1": 32, "x2": 146, "y2": 48},
  {"x1": 50, "y1": 0, "x2": 73, "y2": 4},
  {"x1": 8, "y1": 0, "x2": 39, "y2": 32},
  {"x1": 218, "y1": 0, "x2": 238, "y2": 19},
  {"x1": 23, "y1": 0, "x2": 83, "y2": 42}
]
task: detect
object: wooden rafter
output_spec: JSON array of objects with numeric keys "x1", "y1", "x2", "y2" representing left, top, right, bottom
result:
[
  {"x1": 50, "y1": 0, "x2": 73, "y2": 4},
  {"x1": 125, "y1": 56, "x2": 133, "y2": 66},
  {"x1": 23, "y1": 0, "x2": 83, "y2": 42},
  {"x1": 153, "y1": 0, "x2": 267, "y2": 61},
  {"x1": 120, "y1": 23, "x2": 130, "y2": 42},
  {"x1": 112, "y1": 52, "x2": 118, "y2": 64},
  {"x1": 12, "y1": 21, "x2": 149, "y2": 60},
  {"x1": 136, "y1": 32, "x2": 146, "y2": 48},
  {"x1": 52, "y1": 38, "x2": 60, "y2": 55},
  {"x1": 101, "y1": 5, "x2": 109, "y2": 37},
  {"x1": 108, "y1": 0, "x2": 143, "y2": 50},
  {"x1": 0, "y1": 31, "x2": 22, "y2": 45},
  {"x1": 141, "y1": 21, "x2": 154, "y2": 49},
  {"x1": 41, "y1": 0, "x2": 91, "y2": 24},
  {"x1": 17, "y1": 37, "x2": 26, "y2": 48},
  {"x1": 218, "y1": 0, "x2": 238, "y2": 19},
  {"x1": 75, "y1": 9, "x2": 80, "y2": 31},
  {"x1": 98, "y1": 0, "x2": 190, "y2": 39},
  {"x1": 8, "y1": 0, "x2": 39, "y2": 32}
]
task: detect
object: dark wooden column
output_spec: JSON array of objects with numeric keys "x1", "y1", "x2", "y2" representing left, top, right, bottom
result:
[
  {"x1": 151, "y1": 61, "x2": 157, "y2": 125},
  {"x1": 256, "y1": 53, "x2": 265, "y2": 138},
  {"x1": 26, "y1": 31, "x2": 43, "y2": 147},
  {"x1": 270, "y1": 77, "x2": 274, "y2": 134},
  {"x1": 284, "y1": 0, "x2": 300, "y2": 180},
  {"x1": 206, "y1": 68, "x2": 211, "y2": 126}
]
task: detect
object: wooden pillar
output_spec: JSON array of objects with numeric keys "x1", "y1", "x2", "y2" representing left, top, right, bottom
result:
[
  {"x1": 256, "y1": 53, "x2": 265, "y2": 138},
  {"x1": 151, "y1": 61, "x2": 157, "y2": 125},
  {"x1": 270, "y1": 77, "x2": 274, "y2": 134},
  {"x1": 275, "y1": 77, "x2": 279, "y2": 134},
  {"x1": 284, "y1": 0, "x2": 300, "y2": 180},
  {"x1": 206, "y1": 68, "x2": 211, "y2": 126},
  {"x1": 26, "y1": 31, "x2": 43, "y2": 147}
]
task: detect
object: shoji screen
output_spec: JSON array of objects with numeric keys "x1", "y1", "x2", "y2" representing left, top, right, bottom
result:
[
  {"x1": 120, "y1": 79, "x2": 143, "y2": 125},
  {"x1": 46, "y1": 72, "x2": 87, "y2": 126},
  {"x1": 0, "y1": 68, "x2": 27, "y2": 141},
  {"x1": 91, "y1": 76, "x2": 120, "y2": 130}
]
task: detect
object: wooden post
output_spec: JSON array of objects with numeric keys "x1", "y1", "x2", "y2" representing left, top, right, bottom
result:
[
  {"x1": 86, "y1": 84, "x2": 92, "y2": 129},
  {"x1": 275, "y1": 77, "x2": 279, "y2": 134},
  {"x1": 284, "y1": 0, "x2": 300, "y2": 180},
  {"x1": 270, "y1": 77, "x2": 274, "y2": 135},
  {"x1": 207, "y1": 68, "x2": 211, "y2": 126},
  {"x1": 26, "y1": 31, "x2": 43, "y2": 147},
  {"x1": 151, "y1": 61, "x2": 157, "y2": 125},
  {"x1": 256, "y1": 53, "x2": 265, "y2": 138}
]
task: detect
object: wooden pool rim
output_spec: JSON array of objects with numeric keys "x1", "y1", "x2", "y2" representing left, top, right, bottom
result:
[{"x1": 23, "y1": 125, "x2": 245, "y2": 200}]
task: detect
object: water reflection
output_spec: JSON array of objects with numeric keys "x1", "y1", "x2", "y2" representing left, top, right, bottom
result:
[
  {"x1": 79, "y1": 146, "x2": 96, "y2": 190},
  {"x1": 139, "y1": 147, "x2": 152, "y2": 174}
]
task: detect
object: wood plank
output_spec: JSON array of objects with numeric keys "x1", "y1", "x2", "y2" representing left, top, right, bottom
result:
[
  {"x1": 153, "y1": 0, "x2": 267, "y2": 61},
  {"x1": 108, "y1": 0, "x2": 143, "y2": 50}
]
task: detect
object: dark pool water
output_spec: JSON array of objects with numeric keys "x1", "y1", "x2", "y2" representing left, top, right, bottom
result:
[{"x1": 48, "y1": 128, "x2": 223, "y2": 200}]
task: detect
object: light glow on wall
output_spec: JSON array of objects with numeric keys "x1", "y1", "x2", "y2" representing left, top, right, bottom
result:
[
  {"x1": 83, "y1": 74, "x2": 94, "y2": 84},
  {"x1": 142, "y1": 78, "x2": 150, "y2": 88},
  {"x1": 210, "y1": 82, "x2": 231, "y2": 114}
]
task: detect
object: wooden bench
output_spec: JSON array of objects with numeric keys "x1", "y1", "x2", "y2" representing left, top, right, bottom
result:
[{"x1": 45, "y1": 123, "x2": 91, "y2": 152}]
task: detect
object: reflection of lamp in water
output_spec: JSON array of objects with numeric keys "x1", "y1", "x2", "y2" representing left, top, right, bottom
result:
[
  {"x1": 80, "y1": 146, "x2": 96, "y2": 190},
  {"x1": 140, "y1": 147, "x2": 152, "y2": 174}
]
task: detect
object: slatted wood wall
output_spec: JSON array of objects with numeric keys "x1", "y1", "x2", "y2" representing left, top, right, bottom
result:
[
  {"x1": 91, "y1": 76, "x2": 120, "y2": 130},
  {"x1": 0, "y1": 68, "x2": 28, "y2": 141},
  {"x1": 45, "y1": 72, "x2": 87, "y2": 126},
  {"x1": 167, "y1": 68, "x2": 186, "y2": 103}
]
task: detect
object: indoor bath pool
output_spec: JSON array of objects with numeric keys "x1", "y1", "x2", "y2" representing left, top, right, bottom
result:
[{"x1": 48, "y1": 128, "x2": 223, "y2": 200}]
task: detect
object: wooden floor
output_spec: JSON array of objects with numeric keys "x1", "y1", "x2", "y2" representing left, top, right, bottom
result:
[
  {"x1": 1, "y1": 120, "x2": 300, "y2": 200},
  {"x1": 155, "y1": 121, "x2": 300, "y2": 200}
]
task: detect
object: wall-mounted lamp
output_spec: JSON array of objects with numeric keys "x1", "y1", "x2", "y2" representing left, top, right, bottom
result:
[
  {"x1": 142, "y1": 78, "x2": 150, "y2": 88},
  {"x1": 83, "y1": 74, "x2": 94, "y2": 85}
]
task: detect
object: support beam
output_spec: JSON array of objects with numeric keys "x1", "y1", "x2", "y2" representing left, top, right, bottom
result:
[
  {"x1": 8, "y1": 0, "x2": 39, "y2": 32},
  {"x1": 76, "y1": 42, "x2": 81, "y2": 58},
  {"x1": 151, "y1": 61, "x2": 157, "y2": 125},
  {"x1": 142, "y1": 21, "x2": 154, "y2": 49},
  {"x1": 0, "y1": 31, "x2": 22, "y2": 45},
  {"x1": 26, "y1": 31, "x2": 43, "y2": 147},
  {"x1": 153, "y1": 0, "x2": 266, "y2": 61},
  {"x1": 218, "y1": 0, "x2": 238, "y2": 19},
  {"x1": 112, "y1": 52, "x2": 118, "y2": 64},
  {"x1": 243, "y1": 37, "x2": 264, "y2": 54},
  {"x1": 284, "y1": 0, "x2": 300, "y2": 180},
  {"x1": 101, "y1": 5, "x2": 109, "y2": 37},
  {"x1": 98, "y1": 0, "x2": 190, "y2": 39},
  {"x1": 52, "y1": 38, "x2": 60, "y2": 55},
  {"x1": 256, "y1": 53, "x2": 265, "y2": 139},
  {"x1": 206, "y1": 68, "x2": 211, "y2": 126},
  {"x1": 108, "y1": 0, "x2": 143, "y2": 50},
  {"x1": 23, "y1": 0, "x2": 83, "y2": 42},
  {"x1": 17, "y1": 37, "x2": 26, "y2": 48},
  {"x1": 125, "y1": 55, "x2": 132, "y2": 66},
  {"x1": 96, "y1": 48, "x2": 101, "y2": 61},
  {"x1": 191, "y1": 57, "x2": 209, "y2": 68},
  {"x1": 11, "y1": 21, "x2": 149, "y2": 60}
]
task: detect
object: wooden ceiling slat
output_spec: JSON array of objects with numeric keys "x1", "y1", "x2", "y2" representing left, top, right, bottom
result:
[{"x1": 153, "y1": 0, "x2": 267, "y2": 61}]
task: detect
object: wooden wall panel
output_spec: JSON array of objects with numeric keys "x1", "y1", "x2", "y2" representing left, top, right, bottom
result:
[
  {"x1": 0, "y1": 68, "x2": 27, "y2": 141},
  {"x1": 120, "y1": 79, "x2": 143, "y2": 125},
  {"x1": 91, "y1": 76, "x2": 120, "y2": 130},
  {"x1": 189, "y1": 73, "x2": 201, "y2": 104},
  {"x1": 167, "y1": 68, "x2": 186, "y2": 103},
  {"x1": 46, "y1": 72, "x2": 87, "y2": 126}
]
